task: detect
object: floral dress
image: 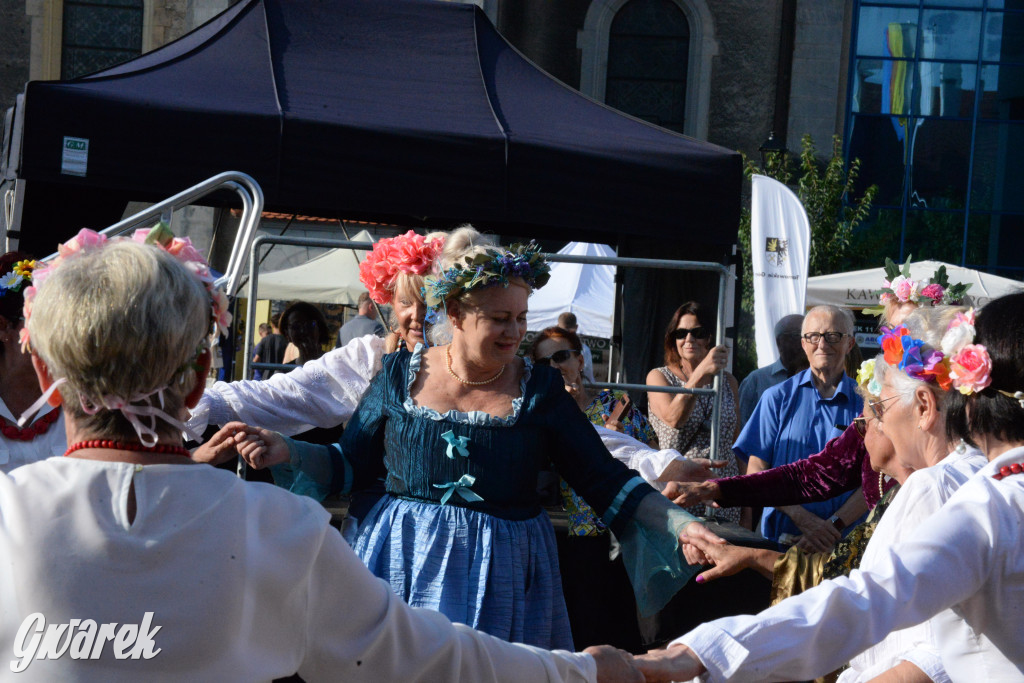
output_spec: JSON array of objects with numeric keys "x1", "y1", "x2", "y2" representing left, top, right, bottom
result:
[
  {"x1": 648, "y1": 366, "x2": 741, "y2": 523},
  {"x1": 561, "y1": 389, "x2": 657, "y2": 536}
]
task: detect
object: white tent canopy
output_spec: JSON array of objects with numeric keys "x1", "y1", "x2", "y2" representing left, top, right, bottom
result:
[
  {"x1": 807, "y1": 260, "x2": 1024, "y2": 310},
  {"x1": 526, "y1": 241, "x2": 616, "y2": 338},
  {"x1": 257, "y1": 229, "x2": 373, "y2": 304}
]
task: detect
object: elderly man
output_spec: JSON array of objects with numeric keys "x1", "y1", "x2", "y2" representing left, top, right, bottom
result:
[
  {"x1": 732, "y1": 305, "x2": 864, "y2": 551},
  {"x1": 737, "y1": 314, "x2": 807, "y2": 424},
  {"x1": 336, "y1": 291, "x2": 386, "y2": 348}
]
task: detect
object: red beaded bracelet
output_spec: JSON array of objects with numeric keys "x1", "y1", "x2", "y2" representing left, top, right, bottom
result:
[{"x1": 64, "y1": 440, "x2": 191, "y2": 459}]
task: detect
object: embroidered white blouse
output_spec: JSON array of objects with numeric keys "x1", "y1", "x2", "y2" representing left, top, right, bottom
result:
[
  {"x1": 0, "y1": 457, "x2": 598, "y2": 681},
  {"x1": 675, "y1": 446, "x2": 1024, "y2": 682},
  {"x1": 836, "y1": 445, "x2": 987, "y2": 683}
]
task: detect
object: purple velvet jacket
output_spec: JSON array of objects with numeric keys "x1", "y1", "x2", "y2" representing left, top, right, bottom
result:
[{"x1": 715, "y1": 424, "x2": 896, "y2": 510}]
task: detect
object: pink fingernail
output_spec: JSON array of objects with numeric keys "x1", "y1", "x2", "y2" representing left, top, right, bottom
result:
[{"x1": 696, "y1": 575, "x2": 705, "y2": 584}]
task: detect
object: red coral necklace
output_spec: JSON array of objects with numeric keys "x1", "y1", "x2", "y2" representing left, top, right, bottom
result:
[{"x1": 1, "y1": 410, "x2": 59, "y2": 441}]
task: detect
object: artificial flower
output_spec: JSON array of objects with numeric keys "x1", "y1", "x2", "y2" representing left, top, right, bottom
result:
[
  {"x1": 920, "y1": 283, "x2": 945, "y2": 303},
  {"x1": 941, "y1": 309, "x2": 977, "y2": 355},
  {"x1": 12, "y1": 260, "x2": 36, "y2": 279},
  {"x1": 949, "y1": 344, "x2": 992, "y2": 395},
  {"x1": 878, "y1": 325, "x2": 910, "y2": 366},
  {"x1": 0, "y1": 272, "x2": 23, "y2": 291}
]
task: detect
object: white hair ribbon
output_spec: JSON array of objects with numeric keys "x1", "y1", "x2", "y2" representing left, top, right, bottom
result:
[{"x1": 16, "y1": 378, "x2": 67, "y2": 429}]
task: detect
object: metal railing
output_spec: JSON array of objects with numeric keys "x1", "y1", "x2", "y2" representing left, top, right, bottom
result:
[
  {"x1": 41, "y1": 171, "x2": 264, "y2": 298},
  {"x1": 245, "y1": 233, "x2": 734, "y2": 459}
]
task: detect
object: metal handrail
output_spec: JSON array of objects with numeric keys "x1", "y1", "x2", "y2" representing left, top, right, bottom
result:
[
  {"x1": 41, "y1": 171, "x2": 264, "y2": 297},
  {"x1": 245, "y1": 233, "x2": 734, "y2": 457}
]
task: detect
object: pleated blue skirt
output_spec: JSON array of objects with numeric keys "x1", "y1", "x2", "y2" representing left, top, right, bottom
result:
[{"x1": 353, "y1": 495, "x2": 574, "y2": 650}]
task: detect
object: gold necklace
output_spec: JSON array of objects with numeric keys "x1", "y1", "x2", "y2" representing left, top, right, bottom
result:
[{"x1": 446, "y1": 346, "x2": 505, "y2": 386}]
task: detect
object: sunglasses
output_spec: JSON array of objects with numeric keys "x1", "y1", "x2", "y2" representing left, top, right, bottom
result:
[
  {"x1": 537, "y1": 349, "x2": 581, "y2": 365},
  {"x1": 852, "y1": 416, "x2": 871, "y2": 436},
  {"x1": 671, "y1": 327, "x2": 711, "y2": 341}
]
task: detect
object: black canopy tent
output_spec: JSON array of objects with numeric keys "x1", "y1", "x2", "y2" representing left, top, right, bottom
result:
[{"x1": 9, "y1": 0, "x2": 740, "y2": 255}]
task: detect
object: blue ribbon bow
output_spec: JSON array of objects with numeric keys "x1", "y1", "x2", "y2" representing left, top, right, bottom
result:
[
  {"x1": 433, "y1": 474, "x2": 484, "y2": 505},
  {"x1": 441, "y1": 430, "x2": 471, "y2": 460}
]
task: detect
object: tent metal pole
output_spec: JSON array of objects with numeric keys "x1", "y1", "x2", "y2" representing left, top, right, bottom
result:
[{"x1": 706, "y1": 265, "x2": 729, "y2": 515}]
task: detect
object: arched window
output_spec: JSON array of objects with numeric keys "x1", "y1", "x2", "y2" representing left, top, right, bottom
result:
[
  {"x1": 579, "y1": 0, "x2": 716, "y2": 139},
  {"x1": 606, "y1": 0, "x2": 689, "y2": 133},
  {"x1": 61, "y1": 0, "x2": 144, "y2": 79}
]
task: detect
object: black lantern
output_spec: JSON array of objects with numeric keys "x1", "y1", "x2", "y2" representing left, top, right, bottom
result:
[{"x1": 758, "y1": 131, "x2": 788, "y2": 172}]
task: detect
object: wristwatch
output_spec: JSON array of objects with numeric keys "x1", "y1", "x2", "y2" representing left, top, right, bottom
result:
[{"x1": 828, "y1": 513, "x2": 845, "y2": 532}]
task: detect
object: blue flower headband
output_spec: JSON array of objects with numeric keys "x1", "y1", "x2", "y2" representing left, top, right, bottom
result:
[{"x1": 422, "y1": 242, "x2": 551, "y2": 309}]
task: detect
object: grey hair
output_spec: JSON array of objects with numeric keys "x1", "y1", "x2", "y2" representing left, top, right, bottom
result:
[
  {"x1": 28, "y1": 240, "x2": 210, "y2": 441},
  {"x1": 803, "y1": 305, "x2": 855, "y2": 336},
  {"x1": 873, "y1": 305, "x2": 968, "y2": 407}
]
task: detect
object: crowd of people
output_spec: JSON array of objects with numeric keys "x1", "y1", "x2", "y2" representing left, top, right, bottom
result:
[{"x1": 0, "y1": 223, "x2": 1020, "y2": 681}]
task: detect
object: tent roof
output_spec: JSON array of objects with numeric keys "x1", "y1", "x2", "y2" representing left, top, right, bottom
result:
[
  {"x1": 808, "y1": 260, "x2": 1024, "y2": 309},
  {"x1": 527, "y1": 241, "x2": 616, "y2": 338},
  {"x1": 257, "y1": 229, "x2": 373, "y2": 304},
  {"x1": 13, "y1": 0, "x2": 740, "y2": 256}
]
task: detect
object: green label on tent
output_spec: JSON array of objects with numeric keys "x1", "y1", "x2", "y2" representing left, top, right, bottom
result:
[{"x1": 61, "y1": 136, "x2": 89, "y2": 177}]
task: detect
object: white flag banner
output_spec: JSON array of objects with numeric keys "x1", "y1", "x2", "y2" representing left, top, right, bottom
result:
[{"x1": 750, "y1": 174, "x2": 810, "y2": 368}]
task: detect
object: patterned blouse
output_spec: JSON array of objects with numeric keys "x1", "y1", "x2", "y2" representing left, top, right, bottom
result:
[
  {"x1": 561, "y1": 389, "x2": 657, "y2": 536},
  {"x1": 648, "y1": 366, "x2": 741, "y2": 523}
]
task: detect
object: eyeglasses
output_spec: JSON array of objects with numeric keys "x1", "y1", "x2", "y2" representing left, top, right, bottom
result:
[
  {"x1": 536, "y1": 349, "x2": 581, "y2": 365},
  {"x1": 801, "y1": 331, "x2": 848, "y2": 345},
  {"x1": 672, "y1": 327, "x2": 711, "y2": 341},
  {"x1": 868, "y1": 395, "x2": 902, "y2": 421}
]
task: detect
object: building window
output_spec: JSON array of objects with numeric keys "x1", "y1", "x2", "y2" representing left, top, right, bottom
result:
[
  {"x1": 62, "y1": 0, "x2": 144, "y2": 79},
  {"x1": 606, "y1": 0, "x2": 690, "y2": 133},
  {"x1": 846, "y1": 1, "x2": 1024, "y2": 276},
  {"x1": 579, "y1": 0, "x2": 717, "y2": 139}
]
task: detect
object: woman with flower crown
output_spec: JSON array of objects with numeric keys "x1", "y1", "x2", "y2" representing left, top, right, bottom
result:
[
  {"x1": 189, "y1": 229, "x2": 447, "y2": 453},
  {"x1": 637, "y1": 293, "x2": 1024, "y2": 682},
  {"x1": 3, "y1": 226, "x2": 648, "y2": 681},
  {"x1": 666, "y1": 305, "x2": 991, "y2": 682},
  {"x1": 0, "y1": 251, "x2": 65, "y2": 470},
  {"x1": 234, "y1": 226, "x2": 719, "y2": 650}
]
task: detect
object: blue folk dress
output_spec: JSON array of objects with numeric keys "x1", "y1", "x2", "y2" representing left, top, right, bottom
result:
[{"x1": 283, "y1": 345, "x2": 701, "y2": 650}]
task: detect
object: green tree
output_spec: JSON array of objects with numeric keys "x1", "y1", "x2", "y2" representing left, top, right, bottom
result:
[{"x1": 735, "y1": 134, "x2": 878, "y2": 378}]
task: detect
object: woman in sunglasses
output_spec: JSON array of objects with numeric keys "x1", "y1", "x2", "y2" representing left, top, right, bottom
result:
[{"x1": 646, "y1": 302, "x2": 743, "y2": 524}]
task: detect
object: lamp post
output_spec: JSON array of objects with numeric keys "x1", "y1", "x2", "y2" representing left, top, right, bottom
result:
[{"x1": 758, "y1": 131, "x2": 789, "y2": 174}]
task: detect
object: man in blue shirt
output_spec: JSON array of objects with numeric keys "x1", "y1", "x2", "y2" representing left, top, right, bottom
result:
[{"x1": 733, "y1": 305, "x2": 863, "y2": 550}]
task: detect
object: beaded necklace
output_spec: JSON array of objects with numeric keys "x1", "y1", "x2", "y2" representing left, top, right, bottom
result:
[
  {"x1": 446, "y1": 347, "x2": 505, "y2": 386},
  {"x1": 2, "y1": 410, "x2": 59, "y2": 442},
  {"x1": 64, "y1": 439, "x2": 191, "y2": 459},
  {"x1": 993, "y1": 462, "x2": 1023, "y2": 481}
]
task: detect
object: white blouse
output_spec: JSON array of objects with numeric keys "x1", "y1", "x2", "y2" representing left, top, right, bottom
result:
[
  {"x1": 836, "y1": 445, "x2": 987, "y2": 683},
  {"x1": 188, "y1": 334, "x2": 386, "y2": 436},
  {"x1": 676, "y1": 446, "x2": 1024, "y2": 682},
  {"x1": 0, "y1": 399, "x2": 65, "y2": 473},
  {"x1": 593, "y1": 425, "x2": 690, "y2": 489},
  {"x1": 0, "y1": 457, "x2": 597, "y2": 681}
]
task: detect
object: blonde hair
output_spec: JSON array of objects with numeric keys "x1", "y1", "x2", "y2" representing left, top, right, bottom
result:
[
  {"x1": 28, "y1": 240, "x2": 210, "y2": 440},
  {"x1": 428, "y1": 225, "x2": 501, "y2": 345}
]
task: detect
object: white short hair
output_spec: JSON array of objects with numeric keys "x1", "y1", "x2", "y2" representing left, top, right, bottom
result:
[
  {"x1": 28, "y1": 240, "x2": 210, "y2": 440},
  {"x1": 804, "y1": 305, "x2": 855, "y2": 336}
]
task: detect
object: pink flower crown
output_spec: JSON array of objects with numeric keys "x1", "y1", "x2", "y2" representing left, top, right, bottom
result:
[
  {"x1": 877, "y1": 310, "x2": 990, "y2": 395},
  {"x1": 358, "y1": 230, "x2": 446, "y2": 305},
  {"x1": 873, "y1": 256, "x2": 971, "y2": 310},
  {"x1": 21, "y1": 224, "x2": 231, "y2": 354}
]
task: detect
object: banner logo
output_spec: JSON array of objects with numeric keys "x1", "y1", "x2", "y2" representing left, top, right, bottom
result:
[
  {"x1": 765, "y1": 237, "x2": 788, "y2": 266},
  {"x1": 11, "y1": 612, "x2": 161, "y2": 672}
]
